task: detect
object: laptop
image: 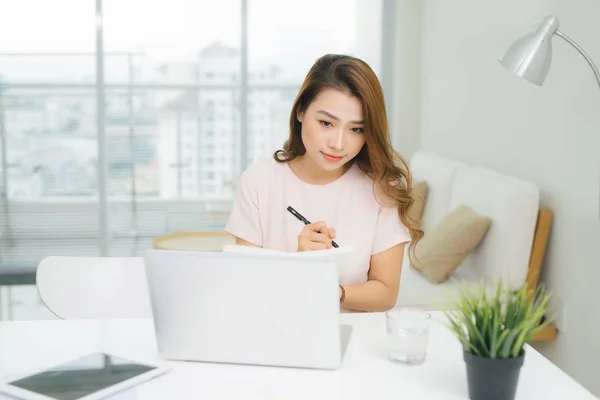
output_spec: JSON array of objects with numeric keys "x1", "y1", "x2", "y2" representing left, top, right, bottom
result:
[{"x1": 143, "y1": 249, "x2": 352, "y2": 370}]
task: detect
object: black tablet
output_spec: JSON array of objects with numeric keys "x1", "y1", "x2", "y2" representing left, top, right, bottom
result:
[{"x1": 0, "y1": 352, "x2": 170, "y2": 400}]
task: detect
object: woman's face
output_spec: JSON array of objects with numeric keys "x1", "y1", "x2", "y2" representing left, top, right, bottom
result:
[{"x1": 297, "y1": 88, "x2": 366, "y2": 174}]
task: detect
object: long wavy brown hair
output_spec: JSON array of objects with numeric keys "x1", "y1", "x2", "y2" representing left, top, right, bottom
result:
[{"x1": 273, "y1": 54, "x2": 423, "y2": 260}]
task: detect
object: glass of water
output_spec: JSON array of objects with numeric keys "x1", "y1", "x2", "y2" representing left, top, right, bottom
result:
[{"x1": 386, "y1": 308, "x2": 431, "y2": 365}]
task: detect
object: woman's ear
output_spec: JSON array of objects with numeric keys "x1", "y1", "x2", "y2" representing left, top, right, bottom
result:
[{"x1": 296, "y1": 110, "x2": 304, "y2": 123}]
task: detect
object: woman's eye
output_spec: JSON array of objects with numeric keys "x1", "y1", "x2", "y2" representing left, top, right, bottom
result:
[
  {"x1": 351, "y1": 127, "x2": 364, "y2": 133},
  {"x1": 319, "y1": 120, "x2": 332, "y2": 127}
]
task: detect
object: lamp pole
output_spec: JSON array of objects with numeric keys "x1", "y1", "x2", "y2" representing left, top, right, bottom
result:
[{"x1": 554, "y1": 29, "x2": 600, "y2": 91}]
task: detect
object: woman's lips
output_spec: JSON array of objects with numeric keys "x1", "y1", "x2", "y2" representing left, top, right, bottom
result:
[{"x1": 321, "y1": 152, "x2": 343, "y2": 162}]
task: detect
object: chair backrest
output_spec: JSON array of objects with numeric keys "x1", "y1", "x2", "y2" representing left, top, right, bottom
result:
[
  {"x1": 36, "y1": 256, "x2": 152, "y2": 319},
  {"x1": 153, "y1": 231, "x2": 235, "y2": 251},
  {"x1": 409, "y1": 151, "x2": 540, "y2": 290}
]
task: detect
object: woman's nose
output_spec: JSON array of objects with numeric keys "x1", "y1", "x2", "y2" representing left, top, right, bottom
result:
[{"x1": 328, "y1": 130, "x2": 344, "y2": 150}]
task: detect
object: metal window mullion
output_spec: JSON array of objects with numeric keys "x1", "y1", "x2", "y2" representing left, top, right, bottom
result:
[
  {"x1": 239, "y1": 0, "x2": 249, "y2": 174},
  {"x1": 381, "y1": 0, "x2": 396, "y2": 135},
  {"x1": 127, "y1": 54, "x2": 139, "y2": 255},
  {"x1": 176, "y1": 113, "x2": 182, "y2": 198},
  {"x1": 0, "y1": 85, "x2": 12, "y2": 259},
  {"x1": 96, "y1": 0, "x2": 109, "y2": 256},
  {"x1": 196, "y1": 90, "x2": 202, "y2": 198}
]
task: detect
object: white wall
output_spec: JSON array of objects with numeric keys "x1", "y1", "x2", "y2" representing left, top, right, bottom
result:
[
  {"x1": 416, "y1": 0, "x2": 600, "y2": 395},
  {"x1": 391, "y1": 0, "x2": 421, "y2": 160}
]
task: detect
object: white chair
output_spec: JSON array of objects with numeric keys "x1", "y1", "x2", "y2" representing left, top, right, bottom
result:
[{"x1": 36, "y1": 256, "x2": 152, "y2": 319}]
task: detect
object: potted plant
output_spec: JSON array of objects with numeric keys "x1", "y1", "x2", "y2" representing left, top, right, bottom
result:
[{"x1": 441, "y1": 279, "x2": 554, "y2": 400}]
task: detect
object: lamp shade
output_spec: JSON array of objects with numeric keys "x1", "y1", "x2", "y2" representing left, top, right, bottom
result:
[{"x1": 499, "y1": 16, "x2": 560, "y2": 85}]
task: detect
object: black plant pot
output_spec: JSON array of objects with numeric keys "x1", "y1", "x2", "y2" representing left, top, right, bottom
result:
[{"x1": 463, "y1": 349, "x2": 525, "y2": 400}]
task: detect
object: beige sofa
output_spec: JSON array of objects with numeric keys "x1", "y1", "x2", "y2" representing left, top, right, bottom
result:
[{"x1": 396, "y1": 152, "x2": 552, "y2": 315}]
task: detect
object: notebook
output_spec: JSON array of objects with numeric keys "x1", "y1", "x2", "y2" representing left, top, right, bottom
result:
[{"x1": 222, "y1": 245, "x2": 355, "y2": 279}]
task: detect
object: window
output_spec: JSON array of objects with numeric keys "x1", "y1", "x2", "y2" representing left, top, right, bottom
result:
[{"x1": 0, "y1": 0, "x2": 386, "y2": 266}]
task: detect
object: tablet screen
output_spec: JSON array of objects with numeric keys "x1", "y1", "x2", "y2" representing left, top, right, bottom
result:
[{"x1": 7, "y1": 352, "x2": 157, "y2": 400}]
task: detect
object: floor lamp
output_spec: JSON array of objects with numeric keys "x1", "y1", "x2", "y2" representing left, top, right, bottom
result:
[
  {"x1": 499, "y1": 15, "x2": 600, "y2": 218},
  {"x1": 498, "y1": 15, "x2": 600, "y2": 88}
]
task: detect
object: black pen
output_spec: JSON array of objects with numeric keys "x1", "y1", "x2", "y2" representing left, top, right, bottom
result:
[{"x1": 286, "y1": 206, "x2": 339, "y2": 248}]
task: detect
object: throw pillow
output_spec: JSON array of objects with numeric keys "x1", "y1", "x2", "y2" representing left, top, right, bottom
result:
[{"x1": 410, "y1": 204, "x2": 492, "y2": 284}]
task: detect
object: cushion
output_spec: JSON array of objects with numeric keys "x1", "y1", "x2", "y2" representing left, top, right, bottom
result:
[
  {"x1": 447, "y1": 167, "x2": 539, "y2": 289},
  {"x1": 407, "y1": 180, "x2": 428, "y2": 230},
  {"x1": 397, "y1": 256, "x2": 498, "y2": 309},
  {"x1": 410, "y1": 204, "x2": 491, "y2": 284}
]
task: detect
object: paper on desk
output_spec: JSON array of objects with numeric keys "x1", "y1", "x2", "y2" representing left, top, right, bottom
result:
[{"x1": 222, "y1": 245, "x2": 355, "y2": 278}]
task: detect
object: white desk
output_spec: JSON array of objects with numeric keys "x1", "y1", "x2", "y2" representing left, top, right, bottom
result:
[{"x1": 0, "y1": 312, "x2": 596, "y2": 400}]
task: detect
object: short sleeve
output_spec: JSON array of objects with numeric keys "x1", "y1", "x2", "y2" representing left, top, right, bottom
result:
[
  {"x1": 371, "y1": 205, "x2": 411, "y2": 255},
  {"x1": 224, "y1": 168, "x2": 263, "y2": 246}
]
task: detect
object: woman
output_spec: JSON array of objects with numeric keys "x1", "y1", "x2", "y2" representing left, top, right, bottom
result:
[{"x1": 225, "y1": 54, "x2": 422, "y2": 312}]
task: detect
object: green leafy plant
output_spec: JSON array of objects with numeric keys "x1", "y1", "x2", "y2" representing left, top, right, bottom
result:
[{"x1": 441, "y1": 279, "x2": 554, "y2": 359}]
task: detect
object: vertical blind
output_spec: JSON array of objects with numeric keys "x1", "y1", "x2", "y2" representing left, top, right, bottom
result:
[{"x1": 0, "y1": 0, "x2": 386, "y2": 265}]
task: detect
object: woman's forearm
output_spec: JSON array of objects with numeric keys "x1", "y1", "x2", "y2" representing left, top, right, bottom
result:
[{"x1": 341, "y1": 280, "x2": 398, "y2": 312}]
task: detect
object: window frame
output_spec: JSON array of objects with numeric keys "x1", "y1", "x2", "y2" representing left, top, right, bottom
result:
[{"x1": 0, "y1": 0, "x2": 395, "y2": 257}]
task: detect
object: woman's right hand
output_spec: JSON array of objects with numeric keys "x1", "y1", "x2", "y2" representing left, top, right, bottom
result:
[{"x1": 297, "y1": 221, "x2": 336, "y2": 252}]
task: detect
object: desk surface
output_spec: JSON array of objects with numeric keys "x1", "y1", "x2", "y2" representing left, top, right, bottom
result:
[{"x1": 0, "y1": 312, "x2": 596, "y2": 400}]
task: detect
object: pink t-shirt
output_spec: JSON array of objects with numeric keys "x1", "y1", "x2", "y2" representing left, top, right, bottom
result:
[{"x1": 225, "y1": 157, "x2": 411, "y2": 286}]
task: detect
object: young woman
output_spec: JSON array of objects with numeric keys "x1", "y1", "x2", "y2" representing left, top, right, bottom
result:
[{"x1": 225, "y1": 54, "x2": 422, "y2": 312}]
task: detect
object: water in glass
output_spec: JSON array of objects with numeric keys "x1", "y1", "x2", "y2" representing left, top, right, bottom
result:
[{"x1": 386, "y1": 309, "x2": 430, "y2": 365}]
